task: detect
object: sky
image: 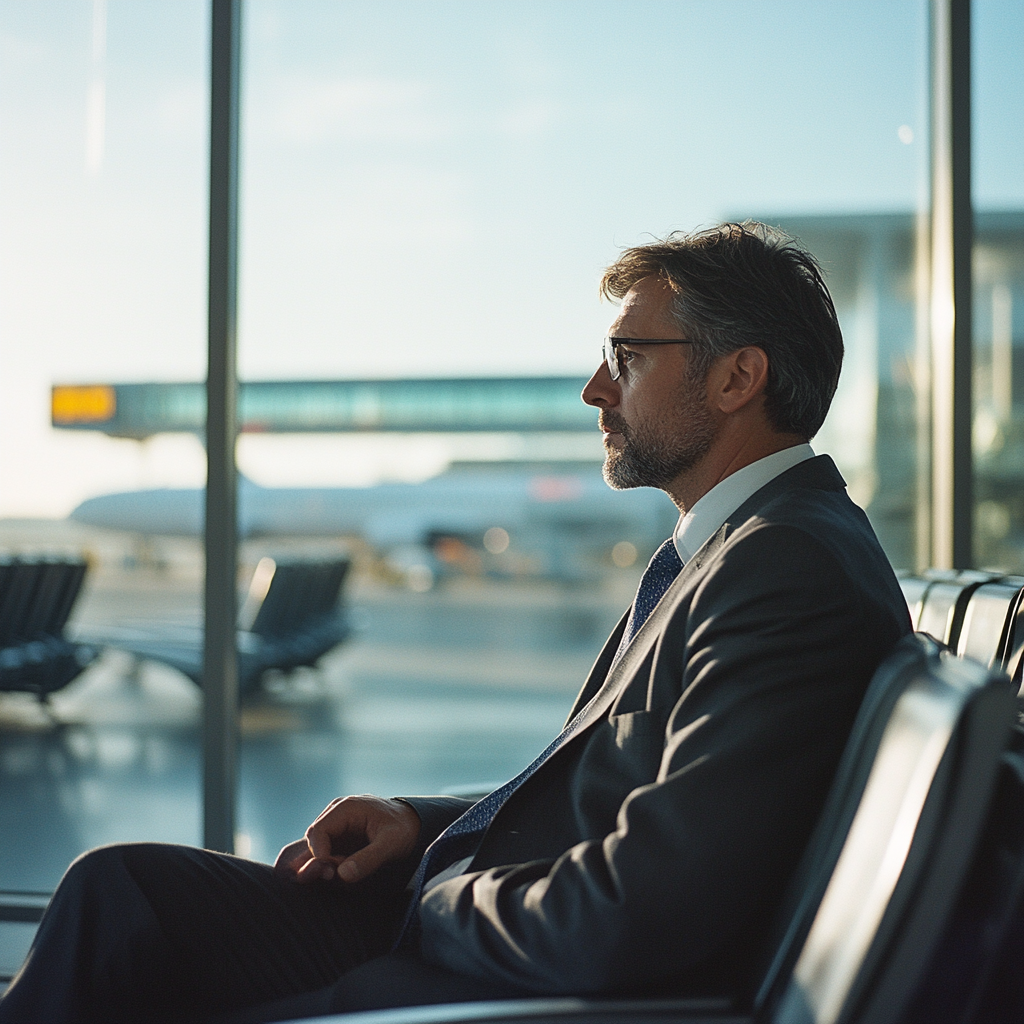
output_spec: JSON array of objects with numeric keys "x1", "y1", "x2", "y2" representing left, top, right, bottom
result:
[{"x1": 0, "y1": 0, "x2": 1021, "y2": 517}]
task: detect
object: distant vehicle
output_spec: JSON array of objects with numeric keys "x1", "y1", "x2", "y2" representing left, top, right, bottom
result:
[{"x1": 69, "y1": 465, "x2": 679, "y2": 584}]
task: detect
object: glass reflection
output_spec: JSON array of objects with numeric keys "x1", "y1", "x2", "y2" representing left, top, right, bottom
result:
[{"x1": 1, "y1": 4, "x2": 957, "y2": 984}]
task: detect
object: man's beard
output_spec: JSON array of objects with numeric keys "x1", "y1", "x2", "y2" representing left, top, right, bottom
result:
[{"x1": 600, "y1": 379, "x2": 716, "y2": 491}]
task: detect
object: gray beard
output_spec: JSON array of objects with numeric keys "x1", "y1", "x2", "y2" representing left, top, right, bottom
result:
[{"x1": 601, "y1": 402, "x2": 715, "y2": 492}]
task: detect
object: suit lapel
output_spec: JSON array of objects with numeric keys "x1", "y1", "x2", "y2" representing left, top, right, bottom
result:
[
  {"x1": 564, "y1": 523, "x2": 731, "y2": 736},
  {"x1": 556, "y1": 456, "x2": 848, "y2": 747},
  {"x1": 564, "y1": 610, "x2": 629, "y2": 724}
]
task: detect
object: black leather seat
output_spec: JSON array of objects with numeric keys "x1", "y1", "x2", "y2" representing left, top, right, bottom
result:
[
  {"x1": 294, "y1": 635, "x2": 1016, "y2": 1024},
  {"x1": 897, "y1": 574, "x2": 930, "y2": 628},
  {"x1": 916, "y1": 570, "x2": 1002, "y2": 649},
  {"x1": 957, "y1": 576, "x2": 1024, "y2": 672},
  {"x1": 0, "y1": 558, "x2": 96, "y2": 700},
  {"x1": 902, "y1": 719, "x2": 1024, "y2": 1023},
  {"x1": 79, "y1": 557, "x2": 352, "y2": 696},
  {"x1": 1001, "y1": 592, "x2": 1024, "y2": 690}
]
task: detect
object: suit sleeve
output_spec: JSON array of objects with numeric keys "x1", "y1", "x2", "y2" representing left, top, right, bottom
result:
[
  {"x1": 398, "y1": 796, "x2": 476, "y2": 854},
  {"x1": 416, "y1": 523, "x2": 907, "y2": 993}
]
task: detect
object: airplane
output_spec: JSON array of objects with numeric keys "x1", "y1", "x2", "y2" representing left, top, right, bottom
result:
[{"x1": 69, "y1": 464, "x2": 680, "y2": 583}]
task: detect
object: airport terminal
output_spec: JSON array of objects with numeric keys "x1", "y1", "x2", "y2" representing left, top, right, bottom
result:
[{"x1": 1, "y1": 1, "x2": 1023, "y2": 1021}]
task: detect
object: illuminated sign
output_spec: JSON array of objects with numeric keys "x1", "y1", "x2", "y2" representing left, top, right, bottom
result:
[{"x1": 52, "y1": 385, "x2": 117, "y2": 424}]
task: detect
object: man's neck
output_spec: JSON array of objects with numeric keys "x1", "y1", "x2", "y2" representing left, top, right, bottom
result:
[{"x1": 666, "y1": 431, "x2": 808, "y2": 514}]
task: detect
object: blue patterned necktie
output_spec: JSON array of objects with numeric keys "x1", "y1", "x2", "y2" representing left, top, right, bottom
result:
[
  {"x1": 610, "y1": 537, "x2": 685, "y2": 665},
  {"x1": 395, "y1": 537, "x2": 684, "y2": 945}
]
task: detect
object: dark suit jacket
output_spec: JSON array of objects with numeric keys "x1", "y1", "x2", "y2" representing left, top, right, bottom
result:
[{"x1": 403, "y1": 455, "x2": 911, "y2": 998}]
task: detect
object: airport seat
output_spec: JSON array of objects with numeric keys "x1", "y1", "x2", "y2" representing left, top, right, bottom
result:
[
  {"x1": 897, "y1": 573, "x2": 931, "y2": 628},
  {"x1": 297, "y1": 634, "x2": 1015, "y2": 1024},
  {"x1": 0, "y1": 557, "x2": 97, "y2": 701},
  {"x1": 87, "y1": 557, "x2": 352, "y2": 696},
  {"x1": 901, "y1": 569, "x2": 1024, "y2": 692},
  {"x1": 956, "y1": 576, "x2": 1024, "y2": 672},
  {"x1": 900, "y1": 719, "x2": 1024, "y2": 1023},
  {"x1": 998, "y1": 591, "x2": 1024, "y2": 690},
  {"x1": 914, "y1": 569, "x2": 1000, "y2": 649}
]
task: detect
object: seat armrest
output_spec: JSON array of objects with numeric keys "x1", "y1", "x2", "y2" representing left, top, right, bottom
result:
[{"x1": 286, "y1": 996, "x2": 745, "y2": 1024}]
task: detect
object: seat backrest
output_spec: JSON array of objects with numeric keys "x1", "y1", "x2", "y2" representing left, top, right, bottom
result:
[
  {"x1": 248, "y1": 558, "x2": 350, "y2": 639},
  {"x1": 0, "y1": 558, "x2": 17, "y2": 644},
  {"x1": 319, "y1": 561, "x2": 349, "y2": 618},
  {"x1": 44, "y1": 559, "x2": 88, "y2": 636},
  {"x1": 311, "y1": 560, "x2": 350, "y2": 618},
  {"x1": 917, "y1": 571, "x2": 998, "y2": 649},
  {"x1": 0, "y1": 559, "x2": 89, "y2": 644},
  {"x1": 238, "y1": 556, "x2": 277, "y2": 633},
  {"x1": 957, "y1": 577, "x2": 1024, "y2": 670},
  {"x1": 897, "y1": 576, "x2": 930, "y2": 629},
  {"x1": 1003, "y1": 595, "x2": 1024, "y2": 691},
  {"x1": 24, "y1": 560, "x2": 70, "y2": 639},
  {"x1": 899, "y1": 726, "x2": 1024, "y2": 1023},
  {"x1": 757, "y1": 633, "x2": 1014, "y2": 1024},
  {"x1": 252, "y1": 563, "x2": 308, "y2": 637},
  {"x1": 0, "y1": 561, "x2": 45, "y2": 643}
]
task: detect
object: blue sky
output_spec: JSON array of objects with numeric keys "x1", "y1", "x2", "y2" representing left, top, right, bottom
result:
[{"x1": 0, "y1": 0, "x2": 1021, "y2": 514}]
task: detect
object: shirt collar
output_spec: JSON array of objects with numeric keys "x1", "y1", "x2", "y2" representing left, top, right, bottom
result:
[{"x1": 673, "y1": 443, "x2": 815, "y2": 563}]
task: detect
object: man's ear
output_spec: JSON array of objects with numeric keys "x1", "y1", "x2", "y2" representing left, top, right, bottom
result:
[{"x1": 711, "y1": 346, "x2": 769, "y2": 415}]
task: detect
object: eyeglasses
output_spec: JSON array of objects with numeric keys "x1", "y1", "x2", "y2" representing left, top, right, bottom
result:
[{"x1": 602, "y1": 337, "x2": 693, "y2": 381}]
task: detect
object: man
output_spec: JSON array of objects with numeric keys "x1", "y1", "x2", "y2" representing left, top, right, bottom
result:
[{"x1": 0, "y1": 223, "x2": 910, "y2": 1023}]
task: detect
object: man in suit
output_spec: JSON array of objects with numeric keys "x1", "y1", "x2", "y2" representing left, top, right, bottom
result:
[{"x1": 0, "y1": 223, "x2": 910, "y2": 1023}]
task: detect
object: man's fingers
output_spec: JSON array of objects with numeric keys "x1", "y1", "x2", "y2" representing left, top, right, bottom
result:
[
  {"x1": 305, "y1": 812, "x2": 356, "y2": 861},
  {"x1": 273, "y1": 839, "x2": 314, "y2": 877},
  {"x1": 304, "y1": 824, "x2": 333, "y2": 861},
  {"x1": 334, "y1": 837, "x2": 390, "y2": 883},
  {"x1": 291, "y1": 796, "x2": 422, "y2": 884},
  {"x1": 295, "y1": 856, "x2": 337, "y2": 884}
]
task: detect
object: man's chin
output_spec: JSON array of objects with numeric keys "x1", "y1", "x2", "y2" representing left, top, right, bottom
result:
[{"x1": 602, "y1": 454, "x2": 648, "y2": 490}]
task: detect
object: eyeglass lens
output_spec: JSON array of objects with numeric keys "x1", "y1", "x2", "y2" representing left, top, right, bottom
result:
[{"x1": 603, "y1": 338, "x2": 621, "y2": 380}]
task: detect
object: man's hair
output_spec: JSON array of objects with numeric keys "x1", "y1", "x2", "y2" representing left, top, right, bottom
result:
[{"x1": 600, "y1": 222, "x2": 843, "y2": 440}]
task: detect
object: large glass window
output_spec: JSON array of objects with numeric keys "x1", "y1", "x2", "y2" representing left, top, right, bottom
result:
[
  {"x1": 2, "y1": 0, "x2": 945, "y2": 980},
  {"x1": 232, "y1": 0, "x2": 931, "y2": 861},
  {"x1": 0, "y1": 0, "x2": 208, "y2": 975},
  {"x1": 972, "y1": 0, "x2": 1024, "y2": 570}
]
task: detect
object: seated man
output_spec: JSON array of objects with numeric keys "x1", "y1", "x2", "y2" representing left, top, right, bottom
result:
[{"x1": 0, "y1": 223, "x2": 911, "y2": 1024}]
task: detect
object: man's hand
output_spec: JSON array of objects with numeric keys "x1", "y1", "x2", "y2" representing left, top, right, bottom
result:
[{"x1": 273, "y1": 795, "x2": 420, "y2": 885}]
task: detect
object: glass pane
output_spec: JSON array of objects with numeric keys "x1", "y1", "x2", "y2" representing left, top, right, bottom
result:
[
  {"x1": 0, "y1": 0, "x2": 208, "y2": 960},
  {"x1": 973, "y1": 0, "x2": 1024, "y2": 571},
  {"x1": 233, "y1": 0, "x2": 930, "y2": 863}
]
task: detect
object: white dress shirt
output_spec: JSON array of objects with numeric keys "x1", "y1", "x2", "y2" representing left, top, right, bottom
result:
[{"x1": 673, "y1": 443, "x2": 816, "y2": 564}]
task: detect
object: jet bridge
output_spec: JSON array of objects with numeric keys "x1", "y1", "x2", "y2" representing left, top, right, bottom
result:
[{"x1": 51, "y1": 377, "x2": 596, "y2": 439}]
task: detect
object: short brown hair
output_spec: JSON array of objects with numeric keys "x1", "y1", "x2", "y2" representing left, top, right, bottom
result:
[{"x1": 601, "y1": 222, "x2": 843, "y2": 439}]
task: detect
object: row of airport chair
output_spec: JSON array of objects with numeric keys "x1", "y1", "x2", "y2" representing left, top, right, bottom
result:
[
  {"x1": 5, "y1": 563, "x2": 1023, "y2": 1020},
  {"x1": 0, "y1": 558, "x2": 97, "y2": 700},
  {"x1": 81, "y1": 557, "x2": 353, "y2": 697},
  {"x1": 304, "y1": 632, "x2": 1024, "y2": 1024},
  {"x1": 898, "y1": 570, "x2": 1024, "y2": 687}
]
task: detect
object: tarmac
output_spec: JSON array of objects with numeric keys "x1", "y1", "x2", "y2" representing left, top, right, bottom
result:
[{"x1": 0, "y1": 519, "x2": 641, "y2": 982}]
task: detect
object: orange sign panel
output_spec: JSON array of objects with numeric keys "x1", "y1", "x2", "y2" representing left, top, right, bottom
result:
[{"x1": 52, "y1": 385, "x2": 117, "y2": 424}]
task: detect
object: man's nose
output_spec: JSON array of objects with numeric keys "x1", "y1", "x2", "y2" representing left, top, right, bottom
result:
[{"x1": 582, "y1": 362, "x2": 619, "y2": 409}]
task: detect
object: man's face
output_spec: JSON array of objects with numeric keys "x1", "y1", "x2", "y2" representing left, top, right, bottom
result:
[{"x1": 582, "y1": 276, "x2": 716, "y2": 493}]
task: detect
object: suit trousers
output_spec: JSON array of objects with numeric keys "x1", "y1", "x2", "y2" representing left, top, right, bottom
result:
[{"x1": 0, "y1": 843, "x2": 526, "y2": 1024}]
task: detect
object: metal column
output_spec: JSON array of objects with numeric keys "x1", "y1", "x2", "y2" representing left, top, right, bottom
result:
[
  {"x1": 203, "y1": 0, "x2": 241, "y2": 853},
  {"x1": 930, "y1": 0, "x2": 973, "y2": 569}
]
